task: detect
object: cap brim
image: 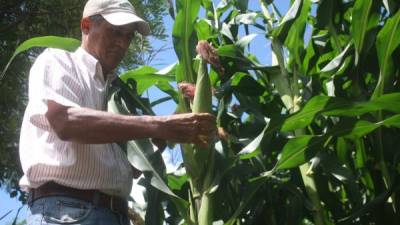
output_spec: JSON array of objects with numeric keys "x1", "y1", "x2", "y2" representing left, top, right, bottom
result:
[{"x1": 102, "y1": 12, "x2": 150, "y2": 36}]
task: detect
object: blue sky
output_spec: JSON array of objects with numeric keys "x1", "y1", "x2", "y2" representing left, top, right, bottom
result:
[{"x1": 0, "y1": 1, "x2": 291, "y2": 224}]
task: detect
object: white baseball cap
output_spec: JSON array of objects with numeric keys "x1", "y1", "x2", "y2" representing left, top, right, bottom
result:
[{"x1": 83, "y1": 0, "x2": 150, "y2": 36}]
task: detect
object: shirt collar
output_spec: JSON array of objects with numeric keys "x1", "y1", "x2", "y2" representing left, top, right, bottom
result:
[{"x1": 74, "y1": 47, "x2": 117, "y2": 83}]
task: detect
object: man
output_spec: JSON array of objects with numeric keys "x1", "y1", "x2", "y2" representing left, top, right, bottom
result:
[{"x1": 20, "y1": 0, "x2": 216, "y2": 224}]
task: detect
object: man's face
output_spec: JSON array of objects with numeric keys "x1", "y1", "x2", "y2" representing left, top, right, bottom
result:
[{"x1": 85, "y1": 17, "x2": 136, "y2": 74}]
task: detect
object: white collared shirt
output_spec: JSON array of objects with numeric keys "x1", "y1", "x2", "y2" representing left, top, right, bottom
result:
[{"x1": 19, "y1": 47, "x2": 133, "y2": 197}]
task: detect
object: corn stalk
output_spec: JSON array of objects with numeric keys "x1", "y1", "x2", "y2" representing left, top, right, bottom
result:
[
  {"x1": 172, "y1": 1, "x2": 217, "y2": 224},
  {"x1": 193, "y1": 47, "x2": 217, "y2": 225},
  {"x1": 175, "y1": 48, "x2": 216, "y2": 225}
]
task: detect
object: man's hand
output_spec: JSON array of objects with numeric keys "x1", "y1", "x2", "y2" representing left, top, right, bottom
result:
[{"x1": 157, "y1": 113, "x2": 216, "y2": 148}]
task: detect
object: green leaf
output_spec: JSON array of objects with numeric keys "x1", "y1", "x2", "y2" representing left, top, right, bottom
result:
[
  {"x1": 372, "y1": 9, "x2": 400, "y2": 99},
  {"x1": 150, "y1": 96, "x2": 173, "y2": 107},
  {"x1": 302, "y1": 36, "x2": 316, "y2": 74},
  {"x1": 1, "y1": 36, "x2": 80, "y2": 81},
  {"x1": 281, "y1": 95, "x2": 330, "y2": 132},
  {"x1": 323, "y1": 93, "x2": 400, "y2": 116},
  {"x1": 342, "y1": 120, "x2": 380, "y2": 139},
  {"x1": 157, "y1": 62, "x2": 178, "y2": 76},
  {"x1": 108, "y1": 92, "x2": 192, "y2": 224},
  {"x1": 238, "y1": 122, "x2": 269, "y2": 159},
  {"x1": 201, "y1": 0, "x2": 213, "y2": 12},
  {"x1": 285, "y1": 0, "x2": 311, "y2": 67},
  {"x1": 371, "y1": 93, "x2": 400, "y2": 113},
  {"x1": 232, "y1": 12, "x2": 259, "y2": 25},
  {"x1": 236, "y1": 34, "x2": 258, "y2": 49},
  {"x1": 168, "y1": 174, "x2": 188, "y2": 190},
  {"x1": 332, "y1": 116, "x2": 400, "y2": 140},
  {"x1": 272, "y1": 0, "x2": 303, "y2": 43},
  {"x1": 217, "y1": 44, "x2": 242, "y2": 58},
  {"x1": 108, "y1": 94, "x2": 173, "y2": 196},
  {"x1": 155, "y1": 82, "x2": 179, "y2": 104},
  {"x1": 220, "y1": 23, "x2": 235, "y2": 41},
  {"x1": 108, "y1": 90, "x2": 192, "y2": 222},
  {"x1": 173, "y1": 0, "x2": 201, "y2": 83},
  {"x1": 381, "y1": 114, "x2": 400, "y2": 128},
  {"x1": 195, "y1": 19, "x2": 214, "y2": 40},
  {"x1": 119, "y1": 66, "x2": 175, "y2": 95},
  {"x1": 276, "y1": 135, "x2": 326, "y2": 170},
  {"x1": 351, "y1": 0, "x2": 379, "y2": 64},
  {"x1": 230, "y1": 72, "x2": 265, "y2": 96},
  {"x1": 320, "y1": 43, "x2": 352, "y2": 73},
  {"x1": 282, "y1": 93, "x2": 400, "y2": 131},
  {"x1": 113, "y1": 78, "x2": 155, "y2": 115},
  {"x1": 276, "y1": 114, "x2": 400, "y2": 170}
]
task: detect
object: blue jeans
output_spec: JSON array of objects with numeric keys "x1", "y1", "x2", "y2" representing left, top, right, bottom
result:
[{"x1": 27, "y1": 196, "x2": 130, "y2": 225}]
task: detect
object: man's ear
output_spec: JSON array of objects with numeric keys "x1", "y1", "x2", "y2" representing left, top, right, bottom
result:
[{"x1": 81, "y1": 17, "x2": 90, "y2": 34}]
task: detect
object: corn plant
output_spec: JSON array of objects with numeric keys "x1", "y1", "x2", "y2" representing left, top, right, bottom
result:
[{"x1": 165, "y1": 0, "x2": 400, "y2": 224}]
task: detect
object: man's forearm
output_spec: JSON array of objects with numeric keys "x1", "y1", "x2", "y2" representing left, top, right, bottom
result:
[
  {"x1": 50, "y1": 105, "x2": 162, "y2": 144},
  {"x1": 45, "y1": 100, "x2": 216, "y2": 146}
]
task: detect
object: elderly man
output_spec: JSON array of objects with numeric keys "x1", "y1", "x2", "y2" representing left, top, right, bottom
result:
[{"x1": 20, "y1": 0, "x2": 215, "y2": 224}]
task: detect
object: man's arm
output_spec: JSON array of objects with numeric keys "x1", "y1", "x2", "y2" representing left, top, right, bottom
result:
[{"x1": 45, "y1": 100, "x2": 216, "y2": 147}]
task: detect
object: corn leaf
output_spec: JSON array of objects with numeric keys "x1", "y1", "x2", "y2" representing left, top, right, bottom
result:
[
  {"x1": 172, "y1": 0, "x2": 200, "y2": 83},
  {"x1": 0, "y1": 36, "x2": 80, "y2": 81},
  {"x1": 351, "y1": 0, "x2": 379, "y2": 64},
  {"x1": 108, "y1": 91, "x2": 191, "y2": 223},
  {"x1": 238, "y1": 122, "x2": 269, "y2": 159},
  {"x1": 320, "y1": 43, "x2": 352, "y2": 73},
  {"x1": 276, "y1": 135, "x2": 325, "y2": 170},
  {"x1": 120, "y1": 65, "x2": 175, "y2": 95},
  {"x1": 272, "y1": 0, "x2": 303, "y2": 43},
  {"x1": 372, "y1": 9, "x2": 400, "y2": 99},
  {"x1": 282, "y1": 93, "x2": 400, "y2": 132},
  {"x1": 276, "y1": 114, "x2": 400, "y2": 170},
  {"x1": 285, "y1": 0, "x2": 311, "y2": 67}
]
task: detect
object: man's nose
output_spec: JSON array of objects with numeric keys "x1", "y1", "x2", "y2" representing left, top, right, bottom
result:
[{"x1": 115, "y1": 36, "x2": 130, "y2": 49}]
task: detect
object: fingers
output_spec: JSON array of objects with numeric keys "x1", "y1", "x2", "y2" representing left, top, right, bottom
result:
[
  {"x1": 192, "y1": 115, "x2": 217, "y2": 148},
  {"x1": 160, "y1": 112, "x2": 217, "y2": 147},
  {"x1": 194, "y1": 134, "x2": 215, "y2": 149}
]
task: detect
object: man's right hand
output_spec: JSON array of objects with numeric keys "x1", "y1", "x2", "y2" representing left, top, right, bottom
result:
[{"x1": 157, "y1": 113, "x2": 217, "y2": 148}]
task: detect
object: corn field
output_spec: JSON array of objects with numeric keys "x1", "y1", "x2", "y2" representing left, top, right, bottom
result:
[{"x1": 2, "y1": 0, "x2": 400, "y2": 224}]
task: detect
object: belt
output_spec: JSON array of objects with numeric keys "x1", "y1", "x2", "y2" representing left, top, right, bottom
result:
[{"x1": 29, "y1": 182, "x2": 128, "y2": 215}]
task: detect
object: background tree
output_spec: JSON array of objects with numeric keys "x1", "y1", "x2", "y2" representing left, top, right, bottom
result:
[{"x1": 0, "y1": 0, "x2": 168, "y2": 201}]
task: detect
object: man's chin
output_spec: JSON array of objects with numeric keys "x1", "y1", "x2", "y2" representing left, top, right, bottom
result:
[{"x1": 105, "y1": 58, "x2": 123, "y2": 70}]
